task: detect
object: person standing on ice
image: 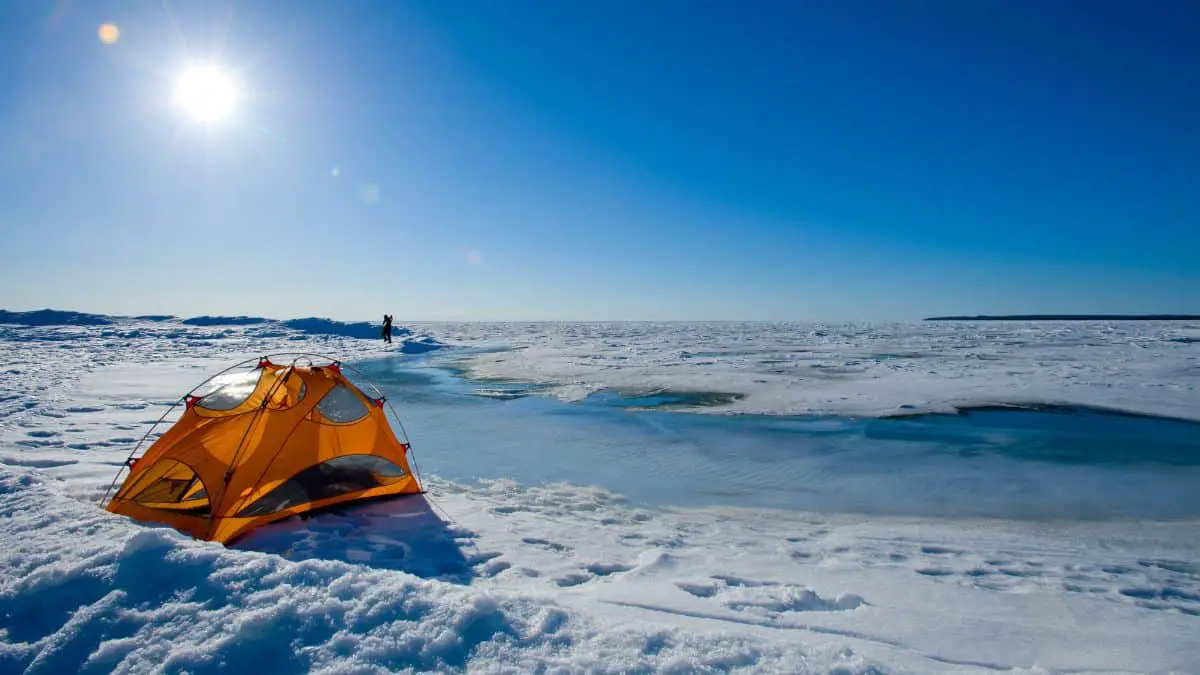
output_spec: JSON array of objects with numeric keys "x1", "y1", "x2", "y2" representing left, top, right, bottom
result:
[{"x1": 382, "y1": 314, "x2": 393, "y2": 343}]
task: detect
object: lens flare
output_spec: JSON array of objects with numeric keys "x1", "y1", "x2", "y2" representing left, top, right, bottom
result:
[{"x1": 98, "y1": 23, "x2": 120, "y2": 44}]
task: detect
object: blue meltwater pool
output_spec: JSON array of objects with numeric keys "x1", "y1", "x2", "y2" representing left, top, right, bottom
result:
[{"x1": 353, "y1": 353, "x2": 1200, "y2": 521}]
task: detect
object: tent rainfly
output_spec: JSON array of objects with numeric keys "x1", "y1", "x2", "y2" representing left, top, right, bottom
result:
[{"x1": 103, "y1": 354, "x2": 422, "y2": 544}]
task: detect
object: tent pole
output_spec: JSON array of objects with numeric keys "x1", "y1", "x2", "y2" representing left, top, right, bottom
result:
[
  {"x1": 99, "y1": 395, "x2": 183, "y2": 506},
  {"x1": 98, "y1": 355, "x2": 264, "y2": 507}
]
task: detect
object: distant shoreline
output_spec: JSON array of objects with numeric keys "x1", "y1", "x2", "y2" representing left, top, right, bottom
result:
[{"x1": 924, "y1": 314, "x2": 1200, "y2": 321}]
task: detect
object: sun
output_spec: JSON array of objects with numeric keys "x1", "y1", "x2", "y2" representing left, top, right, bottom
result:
[{"x1": 172, "y1": 64, "x2": 237, "y2": 124}]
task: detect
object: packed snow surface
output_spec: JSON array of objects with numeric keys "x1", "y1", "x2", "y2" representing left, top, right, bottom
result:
[{"x1": 1, "y1": 315, "x2": 1199, "y2": 674}]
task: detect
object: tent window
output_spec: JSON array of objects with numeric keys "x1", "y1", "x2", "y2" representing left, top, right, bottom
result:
[
  {"x1": 127, "y1": 459, "x2": 211, "y2": 515},
  {"x1": 315, "y1": 384, "x2": 369, "y2": 423},
  {"x1": 196, "y1": 370, "x2": 263, "y2": 411},
  {"x1": 265, "y1": 370, "x2": 306, "y2": 410},
  {"x1": 236, "y1": 455, "x2": 408, "y2": 518}
]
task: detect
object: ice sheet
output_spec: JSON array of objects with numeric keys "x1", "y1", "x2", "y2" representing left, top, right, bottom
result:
[
  {"x1": 2, "y1": 316, "x2": 1198, "y2": 673},
  {"x1": 431, "y1": 320, "x2": 1200, "y2": 421}
]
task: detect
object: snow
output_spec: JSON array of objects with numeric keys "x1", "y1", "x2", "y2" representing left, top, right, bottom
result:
[
  {"x1": 432, "y1": 320, "x2": 1200, "y2": 421},
  {"x1": 180, "y1": 315, "x2": 272, "y2": 326},
  {"x1": 0, "y1": 309, "x2": 114, "y2": 326},
  {"x1": 281, "y1": 317, "x2": 402, "y2": 340},
  {"x1": 2, "y1": 314, "x2": 1199, "y2": 673},
  {"x1": 2, "y1": 471, "x2": 886, "y2": 675}
]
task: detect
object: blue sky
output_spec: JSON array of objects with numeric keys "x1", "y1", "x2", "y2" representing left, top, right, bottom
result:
[{"x1": 1, "y1": 0, "x2": 1197, "y2": 321}]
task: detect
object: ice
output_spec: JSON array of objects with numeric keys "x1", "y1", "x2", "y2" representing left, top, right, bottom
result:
[
  {"x1": 179, "y1": 315, "x2": 272, "y2": 326},
  {"x1": 1, "y1": 313, "x2": 1199, "y2": 672},
  {"x1": 435, "y1": 320, "x2": 1200, "y2": 421},
  {"x1": 282, "y1": 317, "x2": 408, "y2": 340},
  {"x1": 0, "y1": 309, "x2": 116, "y2": 326}
]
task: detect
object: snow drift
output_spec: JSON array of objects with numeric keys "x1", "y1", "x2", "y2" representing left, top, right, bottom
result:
[
  {"x1": 282, "y1": 317, "x2": 405, "y2": 340},
  {"x1": 0, "y1": 469, "x2": 876, "y2": 675},
  {"x1": 0, "y1": 309, "x2": 114, "y2": 326},
  {"x1": 180, "y1": 316, "x2": 272, "y2": 326}
]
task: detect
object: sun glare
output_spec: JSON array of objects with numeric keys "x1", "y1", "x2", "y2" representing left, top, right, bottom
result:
[
  {"x1": 97, "y1": 23, "x2": 120, "y2": 45},
  {"x1": 172, "y1": 64, "x2": 237, "y2": 124}
]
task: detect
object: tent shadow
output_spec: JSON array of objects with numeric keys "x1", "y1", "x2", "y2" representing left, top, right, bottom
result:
[{"x1": 232, "y1": 493, "x2": 479, "y2": 584}]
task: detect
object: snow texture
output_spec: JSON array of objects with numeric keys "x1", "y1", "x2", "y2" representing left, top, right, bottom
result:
[
  {"x1": 180, "y1": 316, "x2": 272, "y2": 326},
  {"x1": 282, "y1": 317, "x2": 402, "y2": 340},
  {"x1": 0, "y1": 314, "x2": 1198, "y2": 673},
  {"x1": 1, "y1": 471, "x2": 887, "y2": 675},
  {"x1": 433, "y1": 320, "x2": 1200, "y2": 421},
  {"x1": 0, "y1": 309, "x2": 114, "y2": 326}
]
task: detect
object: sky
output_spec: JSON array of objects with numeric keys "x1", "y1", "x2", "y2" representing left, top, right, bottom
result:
[{"x1": 1, "y1": 0, "x2": 1198, "y2": 322}]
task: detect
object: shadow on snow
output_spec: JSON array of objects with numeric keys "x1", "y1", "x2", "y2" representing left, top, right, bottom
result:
[{"x1": 232, "y1": 494, "x2": 480, "y2": 584}]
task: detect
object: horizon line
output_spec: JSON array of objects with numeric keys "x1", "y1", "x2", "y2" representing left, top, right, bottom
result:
[{"x1": 4, "y1": 307, "x2": 1200, "y2": 326}]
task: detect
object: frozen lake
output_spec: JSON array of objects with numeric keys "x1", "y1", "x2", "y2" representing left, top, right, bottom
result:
[{"x1": 2, "y1": 315, "x2": 1198, "y2": 673}]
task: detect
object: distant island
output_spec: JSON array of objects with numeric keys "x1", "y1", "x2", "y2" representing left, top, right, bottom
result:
[{"x1": 925, "y1": 314, "x2": 1200, "y2": 321}]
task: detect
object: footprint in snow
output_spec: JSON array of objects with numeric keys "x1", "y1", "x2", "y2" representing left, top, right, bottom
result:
[
  {"x1": 919, "y1": 545, "x2": 964, "y2": 556},
  {"x1": 1138, "y1": 559, "x2": 1199, "y2": 576},
  {"x1": 552, "y1": 562, "x2": 635, "y2": 587},
  {"x1": 912, "y1": 553, "x2": 1197, "y2": 610},
  {"x1": 0, "y1": 455, "x2": 79, "y2": 468},
  {"x1": 554, "y1": 573, "x2": 593, "y2": 588},
  {"x1": 676, "y1": 582, "x2": 720, "y2": 598},
  {"x1": 489, "y1": 505, "x2": 531, "y2": 516},
  {"x1": 113, "y1": 402, "x2": 148, "y2": 410},
  {"x1": 711, "y1": 574, "x2": 772, "y2": 588},
  {"x1": 481, "y1": 560, "x2": 512, "y2": 577},
  {"x1": 15, "y1": 438, "x2": 64, "y2": 448},
  {"x1": 467, "y1": 551, "x2": 503, "y2": 566},
  {"x1": 584, "y1": 562, "x2": 634, "y2": 576},
  {"x1": 521, "y1": 537, "x2": 572, "y2": 553},
  {"x1": 915, "y1": 568, "x2": 954, "y2": 577},
  {"x1": 676, "y1": 575, "x2": 864, "y2": 615}
]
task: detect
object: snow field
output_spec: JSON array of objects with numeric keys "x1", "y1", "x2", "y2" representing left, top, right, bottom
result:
[{"x1": 1, "y1": 315, "x2": 1198, "y2": 673}]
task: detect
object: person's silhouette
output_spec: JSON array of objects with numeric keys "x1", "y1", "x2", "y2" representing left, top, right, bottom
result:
[{"x1": 382, "y1": 314, "x2": 393, "y2": 343}]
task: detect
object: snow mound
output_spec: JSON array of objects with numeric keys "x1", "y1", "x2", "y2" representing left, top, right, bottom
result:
[
  {"x1": 283, "y1": 317, "x2": 407, "y2": 340},
  {"x1": 0, "y1": 468, "x2": 876, "y2": 674},
  {"x1": 0, "y1": 309, "x2": 113, "y2": 326},
  {"x1": 180, "y1": 316, "x2": 271, "y2": 326},
  {"x1": 270, "y1": 317, "x2": 446, "y2": 350},
  {"x1": 398, "y1": 336, "x2": 447, "y2": 354}
]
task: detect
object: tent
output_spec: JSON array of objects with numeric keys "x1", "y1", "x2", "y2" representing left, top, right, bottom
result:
[{"x1": 103, "y1": 353, "x2": 423, "y2": 544}]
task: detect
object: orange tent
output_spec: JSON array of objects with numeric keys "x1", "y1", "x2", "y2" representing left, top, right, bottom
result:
[{"x1": 103, "y1": 354, "x2": 423, "y2": 544}]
